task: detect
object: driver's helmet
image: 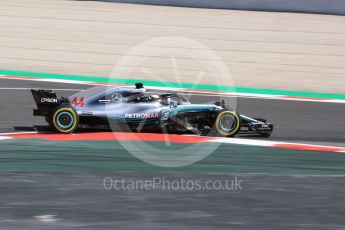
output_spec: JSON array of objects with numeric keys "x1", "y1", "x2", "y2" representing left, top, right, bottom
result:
[{"x1": 127, "y1": 91, "x2": 145, "y2": 102}]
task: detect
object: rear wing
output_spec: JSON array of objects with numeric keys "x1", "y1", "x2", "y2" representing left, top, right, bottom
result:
[{"x1": 31, "y1": 89, "x2": 67, "y2": 116}]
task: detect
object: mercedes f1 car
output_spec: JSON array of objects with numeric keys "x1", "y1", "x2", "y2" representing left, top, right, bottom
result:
[{"x1": 31, "y1": 83, "x2": 273, "y2": 137}]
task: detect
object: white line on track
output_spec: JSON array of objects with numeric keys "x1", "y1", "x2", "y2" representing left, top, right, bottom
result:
[
  {"x1": 1, "y1": 87, "x2": 343, "y2": 104},
  {"x1": 0, "y1": 88, "x2": 82, "y2": 91},
  {"x1": 210, "y1": 137, "x2": 345, "y2": 149},
  {"x1": 148, "y1": 91, "x2": 345, "y2": 104},
  {"x1": 0, "y1": 76, "x2": 92, "y2": 85},
  {"x1": 1, "y1": 75, "x2": 345, "y2": 104},
  {"x1": 149, "y1": 91, "x2": 279, "y2": 100},
  {"x1": 208, "y1": 138, "x2": 279, "y2": 147},
  {"x1": 0, "y1": 132, "x2": 344, "y2": 153},
  {"x1": 0, "y1": 131, "x2": 37, "y2": 135}
]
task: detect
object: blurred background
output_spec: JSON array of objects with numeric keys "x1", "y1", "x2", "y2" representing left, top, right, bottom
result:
[{"x1": 0, "y1": 0, "x2": 344, "y2": 92}]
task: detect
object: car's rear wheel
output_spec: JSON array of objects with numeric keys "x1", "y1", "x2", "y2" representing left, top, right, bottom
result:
[
  {"x1": 213, "y1": 111, "x2": 241, "y2": 137},
  {"x1": 51, "y1": 105, "x2": 79, "y2": 133}
]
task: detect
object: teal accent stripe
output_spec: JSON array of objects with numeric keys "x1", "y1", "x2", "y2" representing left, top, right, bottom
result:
[
  {"x1": 1, "y1": 139, "x2": 345, "y2": 174},
  {"x1": 1, "y1": 69, "x2": 345, "y2": 100}
]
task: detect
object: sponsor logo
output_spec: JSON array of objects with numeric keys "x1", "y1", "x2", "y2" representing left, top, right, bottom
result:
[
  {"x1": 41, "y1": 98, "x2": 58, "y2": 103},
  {"x1": 111, "y1": 93, "x2": 122, "y2": 103},
  {"x1": 99, "y1": 99, "x2": 111, "y2": 103},
  {"x1": 125, "y1": 113, "x2": 159, "y2": 119},
  {"x1": 161, "y1": 111, "x2": 170, "y2": 120}
]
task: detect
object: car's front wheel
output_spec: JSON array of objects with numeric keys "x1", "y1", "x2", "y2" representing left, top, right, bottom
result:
[{"x1": 213, "y1": 111, "x2": 242, "y2": 137}]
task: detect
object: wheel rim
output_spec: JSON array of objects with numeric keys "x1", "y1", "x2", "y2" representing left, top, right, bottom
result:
[
  {"x1": 56, "y1": 112, "x2": 74, "y2": 129},
  {"x1": 219, "y1": 115, "x2": 237, "y2": 132}
]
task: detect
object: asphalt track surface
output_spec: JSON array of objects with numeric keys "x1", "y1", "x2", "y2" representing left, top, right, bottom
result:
[
  {"x1": 1, "y1": 78, "x2": 345, "y2": 229},
  {"x1": 2, "y1": 172, "x2": 345, "y2": 230},
  {"x1": 1, "y1": 78, "x2": 345, "y2": 147}
]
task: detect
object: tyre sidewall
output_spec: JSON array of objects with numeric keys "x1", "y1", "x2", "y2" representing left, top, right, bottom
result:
[
  {"x1": 51, "y1": 105, "x2": 79, "y2": 133},
  {"x1": 214, "y1": 111, "x2": 241, "y2": 137}
]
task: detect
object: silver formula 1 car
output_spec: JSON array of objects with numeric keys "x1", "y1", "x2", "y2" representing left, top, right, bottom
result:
[{"x1": 31, "y1": 83, "x2": 273, "y2": 137}]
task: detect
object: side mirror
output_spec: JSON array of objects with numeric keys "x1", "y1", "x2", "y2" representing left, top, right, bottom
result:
[{"x1": 172, "y1": 101, "x2": 178, "y2": 107}]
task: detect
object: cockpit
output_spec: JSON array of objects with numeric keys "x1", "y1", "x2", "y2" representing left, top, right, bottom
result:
[
  {"x1": 159, "y1": 94, "x2": 190, "y2": 105},
  {"x1": 127, "y1": 93, "x2": 190, "y2": 105},
  {"x1": 91, "y1": 83, "x2": 191, "y2": 106}
]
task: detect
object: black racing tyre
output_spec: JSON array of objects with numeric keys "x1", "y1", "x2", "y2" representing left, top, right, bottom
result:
[
  {"x1": 51, "y1": 105, "x2": 79, "y2": 133},
  {"x1": 213, "y1": 111, "x2": 242, "y2": 137}
]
